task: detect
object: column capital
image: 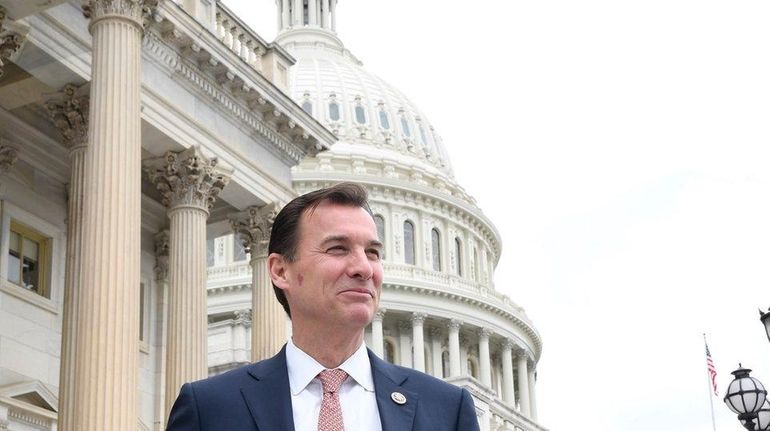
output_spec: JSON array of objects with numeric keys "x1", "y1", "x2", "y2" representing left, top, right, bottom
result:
[
  {"x1": 502, "y1": 338, "x2": 515, "y2": 350},
  {"x1": 234, "y1": 309, "x2": 252, "y2": 324},
  {"x1": 374, "y1": 308, "x2": 387, "y2": 321},
  {"x1": 448, "y1": 318, "x2": 462, "y2": 331},
  {"x1": 0, "y1": 8, "x2": 28, "y2": 80},
  {"x1": 478, "y1": 327, "x2": 492, "y2": 339},
  {"x1": 153, "y1": 230, "x2": 169, "y2": 281},
  {"x1": 0, "y1": 142, "x2": 18, "y2": 176},
  {"x1": 145, "y1": 147, "x2": 233, "y2": 212},
  {"x1": 82, "y1": 0, "x2": 159, "y2": 30},
  {"x1": 46, "y1": 83, "x2": 90, "y2": 151},
  {"x1": 411, "y1": 312, "x2": 427, "y2": 324},
  {"x1": 230, "y1": 203, "x2": 280, "y2": 258}
]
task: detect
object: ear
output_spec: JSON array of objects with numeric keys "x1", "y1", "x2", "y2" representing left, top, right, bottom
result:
[{"x1": 267, "y1": 252, "x2": 291, "y2": 291}]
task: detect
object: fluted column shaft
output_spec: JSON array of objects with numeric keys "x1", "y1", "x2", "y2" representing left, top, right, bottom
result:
[
  {"x1": 72, "y1": 2, "x2": 150, "y2": 428},
  {"x1": 146, "y1": 147, "x2": 232, "y2": 416},
  {"x1": 154, "y1": 231, "x2": 170, "y2": 429},
  {"x1": 429, "y1": 328, "x2": 443, "y2": 378},
  {"x1": 320, "y1": 0, "x2": 329, "y2": 29},
  {"x1": 448, "y1": 319, "x2": 461, "y2": 377},
  {"x1": 308, "y1": 0, "x2": 317, "y2": 25},
  {"x1": 478, "y1": 328, "x2": 492, "y2": 387},
  {"x1": 46, "y1": 82, "x2": 89, "y2": 431},
  {"x1": 330, "y1": 0, "x2": 336, "y2": 31},
  {"x1": 371, "y1": 309, "x2": 385, "y2": 358},
  {"x1": 501, "y1": 341, "x2": 515, "y2": 405},
  {"x1": 528, "y1": 368, "x2": 538, "y2": 421},
  {"x1": 293, "y1": 0, "x2": 302, "y2": 25},
  {"x1": 230, "y1": 204, "x2": 284, "y2": 362},
  {"x1": 411, "y1": 313, "x2": 426, "y2": 372},
  {"x1": 517, "y1": 353, "x2": 531, "y2": 417}
]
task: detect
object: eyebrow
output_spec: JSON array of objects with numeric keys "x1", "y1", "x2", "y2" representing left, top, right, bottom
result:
[{"x1": 321, "y1": 235, "x2": 383, "y2": 249}]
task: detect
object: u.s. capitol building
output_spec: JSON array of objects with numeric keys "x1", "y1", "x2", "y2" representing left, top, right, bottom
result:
[{"x1": 0, "y1": 0, "x2": 545, "y2": 430}]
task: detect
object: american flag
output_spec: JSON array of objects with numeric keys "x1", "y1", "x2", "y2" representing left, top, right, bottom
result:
[{"x1": 705, "y1": 340, "x2": 718, "y2": 396}]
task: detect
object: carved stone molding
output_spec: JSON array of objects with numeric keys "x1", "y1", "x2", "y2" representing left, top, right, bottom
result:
[
  {"x1": 374, "y1": 308, "x2": 387, "y2": 321},
  {"x1": 448, "y1": 318, "x2": 462, "y2": 330},
  {"x1": 82, "y1": 0, "x2": 159, "y2": 29},
  {"x1": 0, "y1": 7, "x2": 27, "y2": 80},
  {"x1": 0, "y1": 143, "x2": 18, "y2": 175},
  {"x1": 145, "y1": 147, "x2": 233, "y2": 211},
  {"x1": 411, "y1": 312, "x2": 427, "y2": 324},
  {"x1": 478, "y1": 327, "x2": 493, "y2": 339},
  {"x1": 46, "y1": 83, "x2": 90, "y2": 150},
  {"x1": 234, "y1": 308, "x2": 251, "y2": 323},
  {"x1": 229, "y1": 203, "x2": 279, "y2": 258},
  {"x1": 154, "y1": 230, "x2": 169, "y2": 281}
]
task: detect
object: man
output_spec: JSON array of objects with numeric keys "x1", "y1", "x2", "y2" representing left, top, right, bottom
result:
[{"x1": 167, "y1": 183, "x2": 480, "y2": 430}]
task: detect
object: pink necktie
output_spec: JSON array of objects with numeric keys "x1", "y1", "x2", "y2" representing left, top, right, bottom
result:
[{"x1": 317, "y1": 369, "x2": 348, "y2": 431}]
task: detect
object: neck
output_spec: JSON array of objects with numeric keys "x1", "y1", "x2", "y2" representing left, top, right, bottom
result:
[{"x1": 291, "y1": 323, "x2": 364, "y2": 368}]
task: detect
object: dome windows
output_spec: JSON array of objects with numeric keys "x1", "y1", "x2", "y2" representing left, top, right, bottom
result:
[
  {"x1": 398, "y1": 108, "x2": 411, "y2": 138},
  {"x1": 302, "y1": 101, "x2": 313, "y2": 115},
  {"x1": 354, "y1": 105, "x2": 366, "y2": 125},
  {"x1": 327, "y1": 93, "x2": 341, "y2": 121},
  {"x1": 374, "y1": 214, "x2": 386, "y2": 259},
  {"x1": 403, "y1": 220, "x2": 415, "y2": 265},
  {"x1": 454, "y1": 237, "x2": 463, "y2": 276},
  {"x1": 431, "y1": 228, "x2": 441, "y2": 271},
  {"x1": 377, "y1": 102, "x2": 390, "y2": 130}
]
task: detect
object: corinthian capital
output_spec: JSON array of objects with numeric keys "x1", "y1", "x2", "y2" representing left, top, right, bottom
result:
[
  {"x1": 0, "y1": 7, "x2": 28, "y2": 79},
  {"x1": 145, "y1": 147, "x2": 233, "y2": 211},
  {"x1": 229, "y1": 203, "x2": 280, "y2": 258},
  {"x1": 82, "y1": 0, "x2": 159, "y2": 29},
  {"x1": 154, "y1": 230, "x2": 169, "y2": 281},
  {"x1": 0, "y1": 142, "x2": 18, "y2": 175},
  {"x1": 46, "y1": 83, "x2": 90, "y2": 150}
]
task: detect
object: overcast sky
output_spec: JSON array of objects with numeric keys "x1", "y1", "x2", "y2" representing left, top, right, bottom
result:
[{"x1": 224, "y1": 1, "x2": 770, "y2": 429}]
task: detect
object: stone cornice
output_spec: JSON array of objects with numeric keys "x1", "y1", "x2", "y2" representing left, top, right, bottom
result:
[
  {"x1": 145, "y1": 1, "x2": 335, "y2": 163},
  {"x1": 382, "y1": 282, "x2": 542, "y2": 361}
]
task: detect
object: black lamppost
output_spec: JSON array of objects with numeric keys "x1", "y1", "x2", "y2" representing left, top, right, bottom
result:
[{"x1": 724, "y1": 365, "x2": 769, "y2": 431}]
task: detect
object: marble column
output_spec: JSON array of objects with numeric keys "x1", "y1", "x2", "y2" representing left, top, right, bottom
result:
[
  {"x1": 320, "y1": 0, "x2": 329, "y2": 29},
  {"x1": 46, "y1": 83, "x2": 89, "y2": 431},
  {"x1": 73, "y1": 2, "x2": 155, "y2": 429},
  {"x1": 153, "y1": 231, "x2": 170, "y2": 429},
  {"x1": 281, "y1": 0, "x2": 289, "y2": 30},
  {"x1": 411, "y1": 313, "x2": 426, "y2": 372},
  {"x1": 370, "y1": 308, "x2": 386, "y2": 358},
  {"x1": 308, "y1": 0, "x2": 317, "y2": 25},
  {"x1": 501, "y1": 339, "x2": 515, "y2": 405},
  {"x1": 293, "y1": 0, "x2": 302, "y2": 25},
  {"x1": 478, "y1": 327, "x2": 492, "y2": 387},
  {"x1": 230, "y1": 204, "x2": 284, "y2": 362},
  {"x1": 448, "y1": 319, "x2": 461, "y2": 377},
  {"x1": 517, "y1": 352, "x2": 531, "y2": 417},
  {"x1": 429, "y1": 327, "x2": 443, "y2": 378},
  {"x1": 146, "y1": 147, "x2": 232, "y2": 415},
  {"x1": 528, "y1": 367, "x2": 538, "y2": 421},
  {"x1": 398, "y1": 321, "x2": 412, "y2": 367},
  {"x1": 330, "y1": 0, "x2": 336, "y2": 32}
]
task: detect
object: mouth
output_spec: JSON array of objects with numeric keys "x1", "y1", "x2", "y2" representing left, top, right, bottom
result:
[{"x1": 339, "y1": 288, "x2": 374, "y2": 298}]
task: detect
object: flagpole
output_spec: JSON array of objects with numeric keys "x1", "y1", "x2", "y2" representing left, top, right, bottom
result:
[{"x1": 704, "y1": 333, "x2": 717, "y2": 431}]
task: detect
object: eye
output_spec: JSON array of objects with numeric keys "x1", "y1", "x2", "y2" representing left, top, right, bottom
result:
[
  {"x1": 326, "y1": 245, "x2": 347, "y2": 254},
  {"x1": 367, "y1": 248, "x2": 382, "y2": 260}
]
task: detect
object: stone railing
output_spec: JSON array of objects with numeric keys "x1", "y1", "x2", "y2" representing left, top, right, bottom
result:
[
  {"x1": 214, "y1": 2, "x2": 266, "y2": 72},
  {"x1": 207, "y1": 261, "x2": 251, "y2": 286}
]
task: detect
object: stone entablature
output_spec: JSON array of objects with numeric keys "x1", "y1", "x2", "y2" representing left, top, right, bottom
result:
[{"x1": 145, "y1": 1, "x2": 334, "y2": 165}]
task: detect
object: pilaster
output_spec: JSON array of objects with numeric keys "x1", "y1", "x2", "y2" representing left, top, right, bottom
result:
[
  {"x1": 448, "y1": 319, "x2": 462, "y2": 377},
  {"x1": 146, "y1": 147, "x2": 232, "y2": 416},
  {"x1": 230, "y1": 203, "x2": 284, "y2": 362},
  {"x1": 370, "y1": 308, "x2": 386, "y2": 358},
  {"x1": 46, "y1": 82, "x2": 89, "y2": 431},
  {"x1": 153, "y1": 230, "x2": 170, "y2": 429}
]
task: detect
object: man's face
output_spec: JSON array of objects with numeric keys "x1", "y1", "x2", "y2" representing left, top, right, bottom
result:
[{"x1": 277, "y1": 201, "x2": 383, "y2": 330}]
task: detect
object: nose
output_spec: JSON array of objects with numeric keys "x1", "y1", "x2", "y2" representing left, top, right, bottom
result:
[{"x1": 347, "y1": 248, "x2": 374, "y2": 280}]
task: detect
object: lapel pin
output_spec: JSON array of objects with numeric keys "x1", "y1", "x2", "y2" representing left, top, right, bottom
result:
[{"x1": 390, "y1": 391, "x2": 407, "y2": 405}]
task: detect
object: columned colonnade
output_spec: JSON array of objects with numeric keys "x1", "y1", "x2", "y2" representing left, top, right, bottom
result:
[
  {"x1": 369, "y1": 310, "x2": 539, "y2": 420},
  {"x1": 277, "y1": 0, "x2": 338, "y2": 32}
]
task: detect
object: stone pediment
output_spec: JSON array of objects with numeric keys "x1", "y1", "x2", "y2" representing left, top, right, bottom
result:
[{"x1": 0, "y1": 380, "x2": 58, "y2": 412}]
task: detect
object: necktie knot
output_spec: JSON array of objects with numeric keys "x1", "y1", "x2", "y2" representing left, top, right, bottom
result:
[{"x1": 318, "y1": 369, "x2": 348, "y2": 394}]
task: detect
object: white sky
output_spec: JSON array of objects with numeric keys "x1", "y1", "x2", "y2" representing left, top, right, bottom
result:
[{"x1": 224, "y1": 1, "x2": 770, "y2": 429}]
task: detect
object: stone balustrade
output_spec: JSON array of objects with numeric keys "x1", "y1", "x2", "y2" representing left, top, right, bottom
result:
[{"x1": 214, "y1": 3, "x2": 266, "y2": 72}]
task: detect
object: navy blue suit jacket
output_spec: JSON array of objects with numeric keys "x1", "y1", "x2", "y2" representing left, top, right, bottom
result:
[{"x1": 166, "y1": 346, "x2": 480, "y2": 430}]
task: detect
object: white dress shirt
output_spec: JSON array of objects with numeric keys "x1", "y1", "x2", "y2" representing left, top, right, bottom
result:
[{"x1": 286, "y1": 338, "x2": 383, "y2": 431}]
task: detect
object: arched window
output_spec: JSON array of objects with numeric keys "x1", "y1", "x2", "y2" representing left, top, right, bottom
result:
[
  {"x1": 400, "y1": 116, "x2": 411, "y2": 137},
  {"x1": 384, "y1": 339, "x2": 396, "y2": 364},
  {"x1": 354, "y1": 105, "x2": 366, "y2": 124},
  {"x1": 431, "y1": 228, "x2": 441, "y2": 271},
  {"x1": 329, "y1": 100, "x2": 340, "y2": 121},
  {"x1": 301, "y1": 100, "x2": 313, "y2": 115},
  {"x1": 454, "y1": 237, "x2": 462, "y2": 276},
  {"x1": 379, "y1": 109, "x2": 390, "y2": 130},
  {"x1": 473, "y1": 247, "x2": 479, "y2": 281},
  {"x1": 419, "y1": 123, "x2": 429, "y2": 146},
  {"x1": 374, "y1": 214, "x2": 386, "y2": 259},
  {"x1": 403, "y1": 220, "x2": 415, "y2": 265}
]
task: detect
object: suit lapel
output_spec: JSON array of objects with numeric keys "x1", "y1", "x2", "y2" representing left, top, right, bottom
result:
[
  {"x1": 240, "y1": 347, "x2": 295, "y2": 431},
  {"x1": 369, "y1": 350, "x2": 418, "y2": 431}
]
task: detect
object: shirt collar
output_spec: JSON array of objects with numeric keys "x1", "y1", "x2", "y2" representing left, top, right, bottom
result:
[{"x1": 286, "y1": 338, "x2": 375, "y2": 395}]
